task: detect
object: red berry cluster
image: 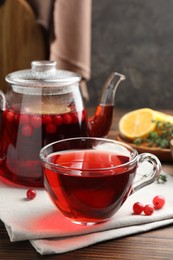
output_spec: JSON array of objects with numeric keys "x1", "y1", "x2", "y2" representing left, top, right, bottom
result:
[
  {"x1": 5, "y1": 109, "x2": 85, "y2": 137},
  {"x1": 133, "y1": 195, "x2": 165, "y2": 216}
]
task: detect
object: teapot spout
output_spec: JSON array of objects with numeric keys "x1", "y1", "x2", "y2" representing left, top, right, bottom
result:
[
  {"x1": 88, "y1": 72, "x2": 126, "y2": 137},
  {"x1": 100, "y1": 72, "x2": 126, "y2": 105}
]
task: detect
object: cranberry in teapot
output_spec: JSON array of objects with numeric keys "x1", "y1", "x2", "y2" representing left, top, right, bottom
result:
[{"x1": 0, "y1": 61, "x2": 125, "y2": 187}]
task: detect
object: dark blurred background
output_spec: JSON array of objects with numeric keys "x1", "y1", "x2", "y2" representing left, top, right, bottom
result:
[{"x1": 88, "y1": 0, "x2": 173, "y2": 109}]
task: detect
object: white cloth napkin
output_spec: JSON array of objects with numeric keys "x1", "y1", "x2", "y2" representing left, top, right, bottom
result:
[{"x1": 0, "y1": 170, "x2": 173, "y2": 255}]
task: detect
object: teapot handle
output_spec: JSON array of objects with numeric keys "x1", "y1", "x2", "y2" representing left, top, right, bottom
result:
[{"x1": 0, "y1": 90, "x2": 6, "y2": 110}]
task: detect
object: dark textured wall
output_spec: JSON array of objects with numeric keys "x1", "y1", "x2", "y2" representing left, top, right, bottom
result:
[{"x1": 88, "y1": 0, "x2": 173, "y2": 109}]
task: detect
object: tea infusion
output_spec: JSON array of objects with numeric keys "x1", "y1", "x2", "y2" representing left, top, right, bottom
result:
[
  {"x1": 0, "y1": 102, "x2": 114, "y2": 187},
  {"x1": 44, "y1": 150, "x2": 136, "y2": 224},
  {"x1": 0, "y1": 106, "x2": 88, "y2": 187}
]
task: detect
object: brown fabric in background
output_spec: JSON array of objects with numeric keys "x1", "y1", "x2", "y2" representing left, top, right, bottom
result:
[
  {"x1": 27, "y1": 0, "x2": 91, "y2": 101},
  {"x1": 27, "y1": 0, "x2": 54, "y2": 57},
  {"x1": 27, "y1": 0, "x2": 54, "y2": 31},
  {"x1": 27, "y1": 0, "x2": 91, "y2": 80},
  {"x1": 50, "y1": 0, "x2": 91, "y2": 80}
]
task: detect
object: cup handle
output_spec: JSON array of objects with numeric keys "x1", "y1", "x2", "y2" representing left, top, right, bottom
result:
[
  {"x1": 131, "y1": 153, "x2": 162, "y2": 195},
  {"x1": 0, "y1": 90, "x2": 6, "y2": 110}
]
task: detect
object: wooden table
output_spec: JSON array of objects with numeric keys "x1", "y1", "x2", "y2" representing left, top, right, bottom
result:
[{"x1": 0, "y1": 108, "x2": 173, "y2": 259}]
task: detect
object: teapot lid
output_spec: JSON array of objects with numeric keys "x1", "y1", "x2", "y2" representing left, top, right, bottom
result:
[{"x1": 5, "y1": 61, "x2": 81, "y2": 86}]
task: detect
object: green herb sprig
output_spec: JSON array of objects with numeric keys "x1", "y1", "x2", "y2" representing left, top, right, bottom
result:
[
  {"x1": 157, "y1": 173, "x2": 167, "y2": 184},
  {"x1": 133, "y1": 121, "x2": 173, "y2": 149},
  {"x1": 142, "y1": 172, "x2": 167, "y2": 184}
]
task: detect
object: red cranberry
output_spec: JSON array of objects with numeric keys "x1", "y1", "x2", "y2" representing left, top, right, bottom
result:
[
  {"x1": 143, "y1": 204, "x2": 154, "y2": 216},
  {"x1": 26, "y1": 189, "x2": 36, "y2": 200},
  {"x1": 133, "y1": 202, "x2": 144, "y2": 215},
  {"x1": 46, "y1": 123, "x2": 57, "y2": 134},
  {"x1": 19, "y1": 114, "x2": 29, "y2": 125},
  {"x1": 6, "y1": 111, "x2": 14, "y2": 122},
  {"x1": 53, "y1": 115, "x2": 63, "y2": 126},
  {"x1": 42, "y1": 115, "x2": 52, "y2": 125},
  {"x1": 72, "y1": 113, "x2": 79, "y2": 123},
  {"x1": 82, "y1": 109, "x2": 87, "y2": 120},
  {"x1": 63, "y1": 114, "x2": 72, "y2": 124},
  {"x1": 22, "y1": 124, "x2": 33, "y2": 136},
  {"x1": 13, "y1": 113, "x2": 20, "y2": 124},
  {"x1": 153, "y1": 195, "x2": 165, "y2": 209},
  {"x1": 30, "y1": 115, "x2": 42, "y2": 128}
]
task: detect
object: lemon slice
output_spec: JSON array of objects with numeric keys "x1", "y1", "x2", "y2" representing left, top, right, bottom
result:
[
  {"x1": 154, "y1": 111, "x2": 173, "y2": 124},
  {"x1": 119, "y1": 108, "x2": 156, "y2": 140}
]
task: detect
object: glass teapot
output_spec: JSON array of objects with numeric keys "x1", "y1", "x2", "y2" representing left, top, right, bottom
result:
[{"x1": 0, "y1": 61, "x2": 125, "y2": 187}]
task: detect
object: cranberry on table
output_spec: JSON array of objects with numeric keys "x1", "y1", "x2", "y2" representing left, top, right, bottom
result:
[
  {"x1": 26, "y1": 189, "x2": 36, "y2": 200},
  {"x1": 133, "y1": 202, "x2": 144, "y2": 215},
  {"x1": 153, "y1": 195, "x2": 165, "y2": 209},
  {"x1": 132, "y1": 195, "x2": 166, "y2": 216},
  {"x1": 143, "y1": 204, "x2": 154, "y2": 216}
]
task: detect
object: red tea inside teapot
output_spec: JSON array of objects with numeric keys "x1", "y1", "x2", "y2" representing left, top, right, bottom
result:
[{"x1": 0, "y1": 61, "x2": 125, "y2": 187}]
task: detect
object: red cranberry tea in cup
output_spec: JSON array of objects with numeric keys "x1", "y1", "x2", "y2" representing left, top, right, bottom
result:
[
  {"x1": 40, "y1": 137, "x2": 161, "y2": 225},
  {"x1": 44, "y1": 149, "x2": 136, "y2": 224}
]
